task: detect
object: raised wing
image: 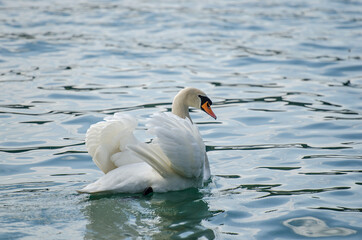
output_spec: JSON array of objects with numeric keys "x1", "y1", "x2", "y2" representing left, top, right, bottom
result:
[
  {"x1": 85, "y1": 113, "x2": 138, "y2": 174},
  {"x1": 146, "y1": 112, "x2": 206, "y2": 179}
]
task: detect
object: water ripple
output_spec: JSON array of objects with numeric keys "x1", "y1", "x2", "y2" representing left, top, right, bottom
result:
[{"x1": 1, "y1": 0, "x2": 362, "y2": 239}]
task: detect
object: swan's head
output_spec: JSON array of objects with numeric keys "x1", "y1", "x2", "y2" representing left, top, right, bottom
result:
[{"x1": 173, "y1": 87, "x2": 217, "y2": 120}]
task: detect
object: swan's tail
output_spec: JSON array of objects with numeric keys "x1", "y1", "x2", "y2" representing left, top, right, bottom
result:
[{"x1": 85, "y1": 113, "x2": 138, "y2": 174}]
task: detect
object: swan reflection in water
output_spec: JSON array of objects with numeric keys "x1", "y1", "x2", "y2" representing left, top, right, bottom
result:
[{"x1": 81, "y1": 189, "x2": 215, "y2": 239}]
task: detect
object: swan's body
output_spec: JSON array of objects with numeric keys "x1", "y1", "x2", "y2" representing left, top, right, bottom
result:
[{"x1": 79, "y1": 87, "x2": 216, "y2": 194}]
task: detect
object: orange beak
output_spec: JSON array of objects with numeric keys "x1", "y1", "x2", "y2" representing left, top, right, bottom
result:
[{"x1": 202, "y1": 102, "x2": 217, "y2": 120}]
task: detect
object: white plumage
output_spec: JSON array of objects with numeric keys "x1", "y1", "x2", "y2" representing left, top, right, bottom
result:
[{"x1": 79, "y1": 87, "x2": 216, "y2": 194}]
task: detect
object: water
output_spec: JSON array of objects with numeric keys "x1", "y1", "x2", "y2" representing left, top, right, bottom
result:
[{"x1": 0, "y1": 0, "x2": 361, "y2": 239}]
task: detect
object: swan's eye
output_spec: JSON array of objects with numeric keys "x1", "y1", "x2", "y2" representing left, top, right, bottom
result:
[{"x1": 198, "y1": 95, "x2": 212, "y2": 107}]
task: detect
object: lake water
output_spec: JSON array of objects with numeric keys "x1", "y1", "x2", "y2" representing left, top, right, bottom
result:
[{"x1": 0, "y1": 0, "x2": 361, "y2": 239}]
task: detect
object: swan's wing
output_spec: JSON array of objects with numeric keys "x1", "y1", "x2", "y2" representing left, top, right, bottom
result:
[
  {"x1": 126, "y1": 142, "x2": 174, "y2": 178},
  {"x1": 146, "y1": 112, "x2": 206, "y2": 179},
  {"x1": 85, "y1": 113, "x2": 139, "y2": 174}
]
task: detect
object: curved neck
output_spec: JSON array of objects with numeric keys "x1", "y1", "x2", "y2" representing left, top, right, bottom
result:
[{"x1": 171, "y1": 91, "x2": 192, "y2": 121}]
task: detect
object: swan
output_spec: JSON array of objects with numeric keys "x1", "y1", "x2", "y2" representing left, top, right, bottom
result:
[{"x1": 78, "y1": 87, "x2": 216, "y2": 194}]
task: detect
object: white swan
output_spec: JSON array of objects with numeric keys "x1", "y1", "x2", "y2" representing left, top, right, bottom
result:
[{"x1": 78, "y1": 87, "x2": 216, "y2": 194}]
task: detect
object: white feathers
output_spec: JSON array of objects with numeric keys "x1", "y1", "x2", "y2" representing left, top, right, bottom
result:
[
  {"x1": 85, "y1": 114, "x2": 138, "y2": 174},
  {"x1": 79, "y1": 112, "x2": 209, "y2": 194},
  {"x1": 147, "y1": 112, "x2": 205, "y2": 179},
  {"x1": 79, "y1": 86, "x2": 215, "y2": 194}
]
